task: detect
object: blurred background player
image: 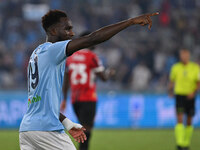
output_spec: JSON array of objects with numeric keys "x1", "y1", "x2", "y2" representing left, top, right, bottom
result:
[
  {"x1": 168, "y1": 49, "x2": 200, "y2": 150},
  {"x1": 61, "y1": 31, "x2": 115, "y2": 150}
]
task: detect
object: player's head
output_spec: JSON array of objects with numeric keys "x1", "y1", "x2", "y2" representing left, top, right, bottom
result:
[
  {"x1": 80, "y1": 31, "x2": 95, "y2": 50},
  {"x1": 42, "y1": 10, "x2": 74, "y2": 41},
  {"x1": 179, "y1": 49, "x2": 190, "y2": 64}
]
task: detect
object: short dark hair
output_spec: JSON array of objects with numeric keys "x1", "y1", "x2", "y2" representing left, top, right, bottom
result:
[{"x1": 42, "y1": 10, "x2": 67, "y2": 32}]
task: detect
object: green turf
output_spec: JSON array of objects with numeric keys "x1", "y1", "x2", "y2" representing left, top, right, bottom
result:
[{"x1": 0, "y1": 129, "x2": 199, "y2": 150}]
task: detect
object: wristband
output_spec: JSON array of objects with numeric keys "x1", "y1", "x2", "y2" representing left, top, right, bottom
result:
[
  {"x1": 62, "y1": 118, "x2": 83, "y2": 131},
  {"x1": 62, "y1": 118, "x2": 74, "y2": 131}
]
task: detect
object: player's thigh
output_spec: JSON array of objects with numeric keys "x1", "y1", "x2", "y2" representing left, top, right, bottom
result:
[
  {"x1": 78, "y1": 102, "x2": 96, "y2": 127},
  {"x1": 185, "y1": 98, "x2": 195, "y2": 117},
  {"x1": 73, "y1": 102, "x2": 81, "y2": 119},
  {"x1": 20, "y1": 131, "x2": 76, "y2": 150},
  {"x1": 175, "y1": 95, "x2": 186, "y2": 114},
  {"x1": 19, "y1": 132, "x2": 37, "y2": 150},
  {"x1": 38, "y1": 131, "x2": 76, "y2": 150}
]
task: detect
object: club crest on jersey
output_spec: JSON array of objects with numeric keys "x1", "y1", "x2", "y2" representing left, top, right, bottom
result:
[{"x1": 28, "y1": 95, "x2": 41, "y2": 107}]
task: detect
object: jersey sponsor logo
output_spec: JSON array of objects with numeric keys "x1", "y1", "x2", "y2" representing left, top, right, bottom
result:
[{"x1": 28, "y1": 95, "x2": 41, "y2": 107}]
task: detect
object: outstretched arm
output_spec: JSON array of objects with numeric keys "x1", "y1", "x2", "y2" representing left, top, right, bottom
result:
[{"x1": 67, "y1": 12, "x2": 159, "y2": 56}]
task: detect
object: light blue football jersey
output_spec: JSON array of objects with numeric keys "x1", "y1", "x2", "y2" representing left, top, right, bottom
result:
[{"x1": 19, "y1": 40, "x2": 70, "y2": 132}]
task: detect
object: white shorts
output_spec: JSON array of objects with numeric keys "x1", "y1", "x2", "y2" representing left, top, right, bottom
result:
[{"x1": 19, "y1": 131, "x2": 76, "y2": 150}]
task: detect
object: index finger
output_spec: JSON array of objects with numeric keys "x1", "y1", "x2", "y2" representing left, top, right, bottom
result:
[
  {"x1": 148, "y1": 12, "x2": 159, "y2": 16},
  {"x1": 81, "y1": 127, "x2": 86, "y2": 131}
]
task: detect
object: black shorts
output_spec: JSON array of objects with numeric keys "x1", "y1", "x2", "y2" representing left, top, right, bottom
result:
[
  {"x1": 73, "y1": 101, "x2": 96, "y2": 127},
  {"x1": 175, "y1": 95, "x2": 195, "y2": 116}
]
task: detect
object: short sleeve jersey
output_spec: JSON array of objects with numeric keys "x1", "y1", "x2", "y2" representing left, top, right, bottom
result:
[
  {"x1": 19, "y1": 40, "x2": 70, "y2": 132},
  {"x1": 170, "y1": 62, "x2": 200, "y2": 95},
  {"x1": 66, "y1": 49, "x2": 104, "y2": 103}
]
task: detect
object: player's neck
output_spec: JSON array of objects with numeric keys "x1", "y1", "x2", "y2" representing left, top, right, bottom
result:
[
  {"x1": 46, "y1": 36, "x2": 58, "y2": 43},
  {"x1": 181, "y1": 61, "x2": 189, "y2": 65}
]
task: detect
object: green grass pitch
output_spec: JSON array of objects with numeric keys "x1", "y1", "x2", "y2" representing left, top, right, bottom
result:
[{"x1": 0, "y1": 129, "x2": 199, "y2": 150}]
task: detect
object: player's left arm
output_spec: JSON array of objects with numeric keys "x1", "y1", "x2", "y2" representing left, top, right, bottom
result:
[
  {"x1": 187, "y1": 65, "x2": 200, "y2": 99},
  {"x1": 59, "y1": 113, "x2": 87, "y2": 143},
  {"x1": 195, "y1": 81, "x2": 200, "y2": 93},
  {"x1": 196, "y1": 81, "x2": 200, "y2": 93},
  {"x1": 187, "y1": 81, "x2": 200, "y2": 99}
]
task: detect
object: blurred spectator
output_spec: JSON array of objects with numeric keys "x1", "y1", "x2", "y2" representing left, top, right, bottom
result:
[{"x1": 130, "y1": 62, "x2": 151, "y2": 91}]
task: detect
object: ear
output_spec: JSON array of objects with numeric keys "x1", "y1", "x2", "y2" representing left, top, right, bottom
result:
[{"x1": 48, "y1": 27, "x2": 57, "y2": 36}]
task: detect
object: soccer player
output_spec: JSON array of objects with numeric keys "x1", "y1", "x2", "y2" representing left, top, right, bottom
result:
[
  {"x1": 19, "y1": 9, "x2": 158, "y2": 150},
  {"x1": 168, "y1": 49, "x2": 200, "y2": 150},
  {"x1": 61, "y1": 31, "x2": 115, "y2": 150}
]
